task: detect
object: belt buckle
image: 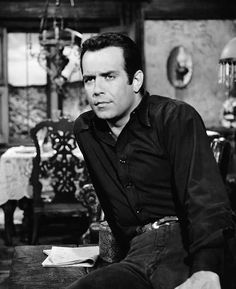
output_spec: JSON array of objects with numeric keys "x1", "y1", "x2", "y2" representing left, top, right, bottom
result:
[
  {"x1": 152, "y1": 217, "x2": 166, "y2": 229},
  {"x1": 151, "y1": 221, "x2": 160, "y2": 229},
  {"x1": 151, "y1": 216, "x2": 178, "y2": 230}
]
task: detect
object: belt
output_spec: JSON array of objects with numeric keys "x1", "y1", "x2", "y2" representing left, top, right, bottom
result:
[{"x1": 136, "y1": 216, "x2": 179, "y2": 235}]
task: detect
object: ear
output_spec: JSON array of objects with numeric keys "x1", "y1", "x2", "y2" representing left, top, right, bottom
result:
[{"x1": 132, "y1": 70, "x2": 144, "y2": 93}]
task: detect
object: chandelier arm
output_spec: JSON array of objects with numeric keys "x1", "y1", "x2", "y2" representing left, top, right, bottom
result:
[{"x1": 40, "y1": 0, "x2": 50, "y2": 33}]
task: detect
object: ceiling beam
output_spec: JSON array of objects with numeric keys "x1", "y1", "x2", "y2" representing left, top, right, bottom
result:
[
  {"x1": 1, "y1": 19, "x2": 120, "y2": 33},
  {"x1": 144, "y1": 0, "x2": 236, "y2": 20},
  {"x1": 0, "y1": 1, "x2": 146, "y2": 32},
  {"x1": 0, "y1": 1, "x2": 130, "y2": 31},
  {"x1": 0, "y1": 1, "x2": 122, "y2": 20}
]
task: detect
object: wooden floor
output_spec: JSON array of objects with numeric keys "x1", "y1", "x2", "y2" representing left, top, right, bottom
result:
[{"x1": 0, "y1": 207, "x2": 89, "y2": 288}]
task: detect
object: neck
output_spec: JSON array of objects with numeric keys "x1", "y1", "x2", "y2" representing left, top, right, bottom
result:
[{"x1": 107, "y1": 123, "x2": 125, "y2": 139}]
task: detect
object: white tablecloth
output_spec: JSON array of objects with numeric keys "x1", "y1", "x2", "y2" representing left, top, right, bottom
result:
[{"x1": 0, "y1": 146, "x2": 84, "y2": 206}]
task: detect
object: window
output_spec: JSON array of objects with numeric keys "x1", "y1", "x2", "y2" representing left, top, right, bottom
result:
[{"x1": 8, "y1": 33, "x2": 47, "y2": 144}]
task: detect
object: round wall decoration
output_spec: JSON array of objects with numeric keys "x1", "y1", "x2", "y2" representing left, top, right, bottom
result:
[{"x1": 167, "y1": 46, "x2": 193, "y2": 89}]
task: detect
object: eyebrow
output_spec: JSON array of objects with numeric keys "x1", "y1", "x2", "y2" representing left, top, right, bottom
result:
[{"x1": 83, "y1": 70, "x2": 119, "y2": 79}]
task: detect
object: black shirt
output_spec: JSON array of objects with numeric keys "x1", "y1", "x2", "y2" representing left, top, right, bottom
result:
[{"x1": 74, "y1": 93, "x2": 234, "y2": 274}]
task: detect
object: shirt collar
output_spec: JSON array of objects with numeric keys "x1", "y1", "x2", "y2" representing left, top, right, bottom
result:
[{"x1": 135, "y1": 91, "x2": 151, "y2": 127}]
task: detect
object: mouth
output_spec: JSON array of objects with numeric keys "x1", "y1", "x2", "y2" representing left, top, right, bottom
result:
[{"x1": 94, "y1": 101, "x2": 111, "y2": 107}]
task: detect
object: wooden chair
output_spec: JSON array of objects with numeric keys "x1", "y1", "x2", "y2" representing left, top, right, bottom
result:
[
  {"x1": 29, "y1": 116, "x2": 100, "y2": 244},
  {"x1": 210, "y1": 136, "x2": 231, "y2": 183}
]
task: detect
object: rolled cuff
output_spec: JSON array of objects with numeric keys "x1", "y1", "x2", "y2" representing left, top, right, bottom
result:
[{"x1": 191, "y1": 247, "x2": 224, "y2": 276}]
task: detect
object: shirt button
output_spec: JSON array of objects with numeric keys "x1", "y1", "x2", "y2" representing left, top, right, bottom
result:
[
  {"x1": 125, "y1": 183, "x2": 132, "y2": 189},
  {"x1": 136, "y1": 207, "x2": 142, "y2": 214}
]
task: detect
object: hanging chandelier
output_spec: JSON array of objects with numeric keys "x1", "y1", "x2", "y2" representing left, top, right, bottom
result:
[
  {"x1": 38, "y1": 0, "x2": 82, "y2": 88},
  {"x1": 219, "y1": 37, "x2": 236, "y2": 128},
  {"x1": 218, "y1": 37, "x2": 236, "y2": 89}
]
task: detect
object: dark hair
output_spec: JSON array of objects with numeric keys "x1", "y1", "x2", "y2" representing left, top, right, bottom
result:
[{"x1": 80, "y1": 32, "x2": 143, "y2": 88}]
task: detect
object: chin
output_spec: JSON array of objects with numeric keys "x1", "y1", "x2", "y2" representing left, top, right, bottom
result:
[
  {"x1": 95, "y1": 111, "x2": 114, "y2": 120},
  {"x1": 93, "y1": 106, "x2": 120, "y2": 120}
]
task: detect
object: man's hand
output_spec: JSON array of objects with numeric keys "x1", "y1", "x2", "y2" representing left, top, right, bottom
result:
[{"x1": 175, "y1": 271, "x2": 221, "y2": 289}]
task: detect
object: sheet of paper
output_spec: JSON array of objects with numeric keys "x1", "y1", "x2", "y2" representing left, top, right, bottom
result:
[{"x1": 42, "y1": 246, "x2": 99, "y2": 267}]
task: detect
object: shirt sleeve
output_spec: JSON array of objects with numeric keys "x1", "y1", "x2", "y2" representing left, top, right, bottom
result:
[{"x1": 162, "y1": 101, "x2": 234, "y2": 275}]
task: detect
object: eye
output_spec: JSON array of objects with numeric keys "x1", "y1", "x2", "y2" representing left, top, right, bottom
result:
[
  {"x1": 105, "y1": 74, "x2": 115, "y2": 80},
  {"x1": 83, "y1": 76, "x2": 95, "y2": 84}
]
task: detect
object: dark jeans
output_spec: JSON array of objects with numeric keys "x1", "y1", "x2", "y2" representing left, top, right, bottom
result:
[
  {"x1": 66, "y1": 222, "x2": 190, "y2": 289},
  {"x1": 67, "y1": 223, "x2": 189, "y2": 289}
]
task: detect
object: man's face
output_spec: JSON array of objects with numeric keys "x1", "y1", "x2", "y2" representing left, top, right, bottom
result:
[{"x1": 82, "y1": 46, "x2": 140, "y2": 124}]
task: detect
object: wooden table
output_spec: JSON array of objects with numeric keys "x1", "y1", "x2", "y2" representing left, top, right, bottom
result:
[{"x1": 8, "y1": 245, "x2": 97, "y2": 289}]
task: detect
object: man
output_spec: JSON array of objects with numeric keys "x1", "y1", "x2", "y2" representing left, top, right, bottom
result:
[{"x1": 68, "y1": 32, "x2": 234, "y2": 289}]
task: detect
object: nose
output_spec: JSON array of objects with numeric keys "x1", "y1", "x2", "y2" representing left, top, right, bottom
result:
[{"x1": 93, "y1": 77, "x2": 104, "y2": 96}]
